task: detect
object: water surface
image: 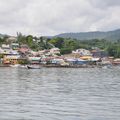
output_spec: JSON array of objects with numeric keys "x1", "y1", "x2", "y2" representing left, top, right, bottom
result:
[{"x1": 0, "y1": 67, "x2": 120, "y2": 120}]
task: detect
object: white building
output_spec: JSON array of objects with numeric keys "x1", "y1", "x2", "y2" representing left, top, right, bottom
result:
[
  {"x1": 72, "y1": 49, "x2": 92, "y2": 56},
  {"x1": 0, "y1": 45, "x2": 19, "y2": 55},
  {"x1": 1, "y1": 44, "x2": 10, "y2": 50},
  {"x1": 50, "y1": 48, "x2": 60, "y2": 54},
  {"x1": 0, "y1": 44, "x2": 11, "y2": 54}
]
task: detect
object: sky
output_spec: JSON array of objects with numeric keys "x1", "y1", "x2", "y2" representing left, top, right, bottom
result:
[{"x1": 0, "y1": 0, "x2": 120, "y2": 36}]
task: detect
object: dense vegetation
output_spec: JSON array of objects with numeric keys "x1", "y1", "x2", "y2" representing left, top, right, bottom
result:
[
  {"x1": 0, "y1": 32, "x2": 120, "y2": 58},
  {"x1": 48, "y1": 38, "x2": 120, "y2": 57},
  {"x1": 17, "y1": 32, "x2": 54, "y2": 51}
]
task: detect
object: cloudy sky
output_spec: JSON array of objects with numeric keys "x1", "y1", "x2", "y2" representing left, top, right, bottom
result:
[{"x1": 0, "y1": 0, "x2": 120, "y2": 36}]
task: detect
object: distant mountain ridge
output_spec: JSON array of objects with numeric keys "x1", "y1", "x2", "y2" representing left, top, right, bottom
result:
[
  {"x1": 54, "y1": 29, "x2": 120, "y2": 41},
  {"x1": 0, "y1": 34, "x2": 6, "y2": 38},
  {"x1": 0, "y1": 33, "x2": 9, "y2": 38}
]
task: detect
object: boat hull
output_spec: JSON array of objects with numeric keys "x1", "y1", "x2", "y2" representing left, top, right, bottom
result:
[{"x1": 27, "y1": 65, "x2": 41, "y2": 69}]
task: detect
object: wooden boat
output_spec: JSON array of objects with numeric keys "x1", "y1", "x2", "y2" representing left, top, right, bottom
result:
[{"x1": 27, "y1": 65, "x2": 41, "y2": 69}]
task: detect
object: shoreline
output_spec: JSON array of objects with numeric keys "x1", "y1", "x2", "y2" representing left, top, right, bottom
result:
[{"x1": 0, "y1": 64, "x2": 116, "y2": 68}]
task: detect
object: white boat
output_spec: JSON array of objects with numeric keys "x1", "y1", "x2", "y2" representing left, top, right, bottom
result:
[{"x1": 19, "y1": 65, "x2": 28, "y2": 68}]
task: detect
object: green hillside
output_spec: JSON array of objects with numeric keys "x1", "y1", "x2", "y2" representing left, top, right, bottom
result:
[{"x1": 55, "y1": 29, "x2": 120, "y2": 41}]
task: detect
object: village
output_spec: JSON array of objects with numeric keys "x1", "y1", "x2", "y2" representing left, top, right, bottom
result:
[{"x1": 0, "y1": 36, "x2": 120, "y2": 69}]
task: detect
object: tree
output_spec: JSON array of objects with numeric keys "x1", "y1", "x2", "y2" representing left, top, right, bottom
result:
[
  {"x1": 60, "y1": 48, "x2": 72, "y2": 54},
  {"x1": 49, "y1": 37, "x2": 64, "y2": 48},
  {"x1": 17, "y1": 32, "x2": 26, "y2": 44},
  {"x1": 26, "y1": 35, "x2": 33, "y2": 47}
]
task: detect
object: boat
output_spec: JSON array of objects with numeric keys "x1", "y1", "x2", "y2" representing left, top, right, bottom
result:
[
  {"x1": 19, "y1": 65, "x2": 28, "y2": 68},
  {"x1": 27, "y1": 65, "x2": 41, "y2": 69}
]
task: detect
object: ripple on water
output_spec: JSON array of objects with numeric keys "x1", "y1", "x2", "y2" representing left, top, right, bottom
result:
[{"x1": 0, "y1": 67, "x2": 120, "y2": 120}]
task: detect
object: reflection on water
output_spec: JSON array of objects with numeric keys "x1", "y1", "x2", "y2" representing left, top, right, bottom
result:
[{"x1": 0, "y1": 67, "x2": 120, "y2": 120}]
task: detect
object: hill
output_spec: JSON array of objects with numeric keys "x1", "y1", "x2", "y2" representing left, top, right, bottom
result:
[
  {"x1": 55, "y1": 29, "x2": 120, "y2": 41},
  {"x1": 0, "y1": 34, "x2": 7, "y2": 38}
]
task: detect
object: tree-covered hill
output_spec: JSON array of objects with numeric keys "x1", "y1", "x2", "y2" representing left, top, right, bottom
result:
[{"x1": 55, "y1": 29, "x2": 120, "y2": 41}]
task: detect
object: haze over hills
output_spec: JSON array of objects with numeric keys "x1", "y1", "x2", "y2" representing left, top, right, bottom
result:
[
  {"x1": 54, "y1": 29, "x2": 120, "y2": 41},
  {"x1": 0, "y1": 34, "x2": 7, "y2": 38},
  {"x1": 1, "y1": 29, "x2": 120, "y2": 42}
]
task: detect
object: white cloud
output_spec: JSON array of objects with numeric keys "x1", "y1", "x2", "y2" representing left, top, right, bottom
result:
[{"x1": 0, "y1": 0, "x2": 120, "y2": 36}]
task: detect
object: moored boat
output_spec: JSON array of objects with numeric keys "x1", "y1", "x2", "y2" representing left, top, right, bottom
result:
[{"x1": 27, "y1": 65, "x2": 41, "y2": 69}]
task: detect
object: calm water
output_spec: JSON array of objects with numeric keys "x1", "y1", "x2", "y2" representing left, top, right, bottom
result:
[{"x1": 0, "y1": 67, "x2": 120, "y2": 120}]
